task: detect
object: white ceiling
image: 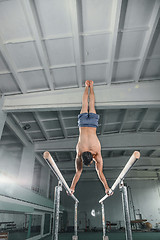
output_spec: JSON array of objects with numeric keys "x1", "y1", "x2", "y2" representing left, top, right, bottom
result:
[{"x1": 0, "y1": 0, "x2": 160, "y2": 182}]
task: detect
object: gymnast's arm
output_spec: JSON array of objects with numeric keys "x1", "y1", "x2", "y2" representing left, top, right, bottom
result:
[
  {"x1": 70, "y1": 154, "x2": 83, "y2": 194},
  {"x1": 95, "y1": 153, "x2": 113, "y2": 196}
]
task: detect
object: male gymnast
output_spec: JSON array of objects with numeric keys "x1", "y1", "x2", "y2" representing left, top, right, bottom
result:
[{"x1": 70, "y1": 80, "x2": 112, "y2": 196}]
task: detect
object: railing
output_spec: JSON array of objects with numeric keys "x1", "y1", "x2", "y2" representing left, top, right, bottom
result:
[
  {"x1": 99, "y1": 151, "x2": 140, "y2": 240},
  {"x1": 43, "y1": 151, "x2": 79, "y2": 240}
]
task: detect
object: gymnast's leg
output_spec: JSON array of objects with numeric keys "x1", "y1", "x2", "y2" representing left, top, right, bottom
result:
[
  {"x1": 89, "y1": 80, "x2": 96, "y2": 114},
  {"x1": 80, "y1": 80, "x2": 90, "y2": 114}
]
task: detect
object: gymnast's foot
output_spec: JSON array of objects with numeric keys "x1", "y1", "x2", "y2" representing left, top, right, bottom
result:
[
  {"x1": 85, "y1": 80, "x2": 90, "y2": 87},
  {"x1": 89, "y1": 80, "x2": 94, "y2": 88}
]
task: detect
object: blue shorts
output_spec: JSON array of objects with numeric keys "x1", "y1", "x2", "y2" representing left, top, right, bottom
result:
[{"x1": 78, "y1": 113, "x2": 100, "y2": 128}]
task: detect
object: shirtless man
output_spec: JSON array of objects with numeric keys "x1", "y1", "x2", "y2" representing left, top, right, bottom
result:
[{"x1": 70, "y1": 80, "x2": 112, "y2": 196}]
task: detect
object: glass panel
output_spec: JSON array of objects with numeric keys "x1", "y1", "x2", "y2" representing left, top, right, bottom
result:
[{"x1": 43, "y1": 213, "x2": 51, "y2": 235}]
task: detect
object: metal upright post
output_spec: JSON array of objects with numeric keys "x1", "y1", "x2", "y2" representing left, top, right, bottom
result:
[
  {"x1": 72, "y1": 201, "x2": 78, "y2": 240},
  {"x1": 101, "y1": 202, "x2": 106, "y2": 237},
  {"x1": 51, "y1": 185, "x2": 57, "y2": 239},
  {"x1": 119, "y1": 181, "x2": 133, "y2": 240},
  {"x1": 53, "y1": 181, "x2": 62, "y2": 240},
  {"x1": 101, "y1": 202, "x2": 109, "y2": 240}
]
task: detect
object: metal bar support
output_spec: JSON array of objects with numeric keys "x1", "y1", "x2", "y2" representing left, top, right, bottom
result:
[
  {"x1": 119, "y1": 181, "x2": 133, "y2": 240},
  {"x1": 72, "y1": 201, "x2": 78, "y2": 240},
  {"x1": 74, "y1": 201, "x2": 78, "y2": 236},
  {"x1": 101, "y1": 202, "x2": 106, "y2": 237},
  {"x1": 51, "y1": 185, "x2": 57, "y2": 238},
  {"x1": 53, "y1": 181, "x2": 62, "y2": 240}
]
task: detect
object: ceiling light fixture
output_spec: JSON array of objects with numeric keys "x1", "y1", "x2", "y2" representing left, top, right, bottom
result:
[{"x1": 23, "y1": 124, "x2": 31, "y2": 130}]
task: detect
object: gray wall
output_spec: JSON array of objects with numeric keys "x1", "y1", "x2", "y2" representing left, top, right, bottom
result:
[
  {"x1": 0, "y1": 144, "x2": 23, "y2": 177},
  {"x1": 61, "y1": 179, "x2": 160, "y2": 229}
]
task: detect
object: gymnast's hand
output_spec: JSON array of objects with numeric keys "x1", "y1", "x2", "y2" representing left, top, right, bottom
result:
[
  {"x1": 66, "y1": 188, "x2": 75, "y2": 196},
  {"x1": 70, "y1": 188, "x2": 75, "y2": 195},
  {"x1": 105, "y1": 188, "x2": 113, "y2": 196}
]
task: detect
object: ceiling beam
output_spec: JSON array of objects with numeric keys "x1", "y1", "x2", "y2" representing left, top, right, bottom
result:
[
  {"x1": 32, "y1": 112, "x2": 49, "y2": 140},
  {"x1": 61, "y1": 165, "x2": 160, "y2": 172},
  {"x1": 155, "y1": 124, "x2": 160, "y2": 132},
  {"x1": 119, "y1": 26, "x2": 149, "y2": 33},
  {"x1": 119, "y1": 109, "x2": 127, "y2": 132},
  {"x1": 62, "y1": 169, "x2": 160, "y2": 175},
  {"x1": 66, "y1": 177, "x2": 158, "y2": 182},
  {"x1": 4, "y1": 34, "x2": 72, "y2": 44},
  {"x1": 57, "y1": 111, "x2": 67, "y2": 138},
  {"x1": 34, "y1": 132, "x2": 160, "y2": 152},
  {"x1": 55, "y1": 155, "x2": 160, "y2": 170},
  {"x1": 21, "y1": 0, "x2": 54, "y2": 90},
  {"x1": 134, "y1": 0, "x2": 160, "y2": 82},
  {"x1": 5, "y1": 116, "x2": 29, "y2": 146},
  {"x1": 106, "y1": 0, "x2": 123, "y2": 84},
  {"x1": 0, "y1": 37, "x2": 26, "y2": 94},
  {"x1": 3, "y1": 81, "x2": 160, "y2": 112},
  {"x1": 35, "y1": 153, "x2": 45, "y2": 167},
  {"x1": 68, "y1": 0, "x2": 82, "y2": 87},
  {"x1": 101, "y1": 110, "x2": 107, "y2": 135},
  {"x1": 54, "y1": 152, "x2": 59, "y2": 162},
  {"x1": 63, "y1": 170, "x2": 158, "y2": 182},
  {"x1": 69, "y1": 152, "x2": 74, "y2": 161},
  {"x1": 148, "y1": 150, "x2": 155, "y2": 157},
  {"x1": 136, "y1": 108, "x2": 148, "y2": 132},
  {"x1": 0, "y1": 139, "x2": 20, "y2": 145},
  {"x1": 154, "y1": 112, "x2": 160, "y2": 132},
  {"x1": 11, "y1": 113, "x2": 33, "y2": 143}
]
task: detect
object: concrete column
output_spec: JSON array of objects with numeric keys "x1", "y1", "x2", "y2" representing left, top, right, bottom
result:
[
  {"x1": 156, "y1": 172, "x2": 160, "y2": 198},
  {"x1": 0, "y1": 98, "x2": 7, "y2": 139},
  {"x1": 39, "y1": 166, "x2": 50, "y2": 197},
  {"x1": 18, "y1": 143, "x2": 35, "y2": 189}
]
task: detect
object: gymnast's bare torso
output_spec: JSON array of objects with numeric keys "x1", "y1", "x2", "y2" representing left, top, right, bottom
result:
[{"x1": 77, "y1": 127, "x2": 101, "y2": 157}]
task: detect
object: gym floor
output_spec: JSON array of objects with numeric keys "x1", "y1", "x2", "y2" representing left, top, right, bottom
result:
[
  {"x1": 8, "y1": 231, "x2": 160, "y2": 240},
  {"x1": 45, "y1": 232, "x2": 160, "y2": 240}
]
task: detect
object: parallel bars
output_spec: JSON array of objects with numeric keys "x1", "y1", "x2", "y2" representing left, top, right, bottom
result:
[
  {"x1": 99, "y1": 151, "x2": 140, "y2": 240},
  {"x1": 43, "y1": 151, "x2": 79, "y2": 240}
]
